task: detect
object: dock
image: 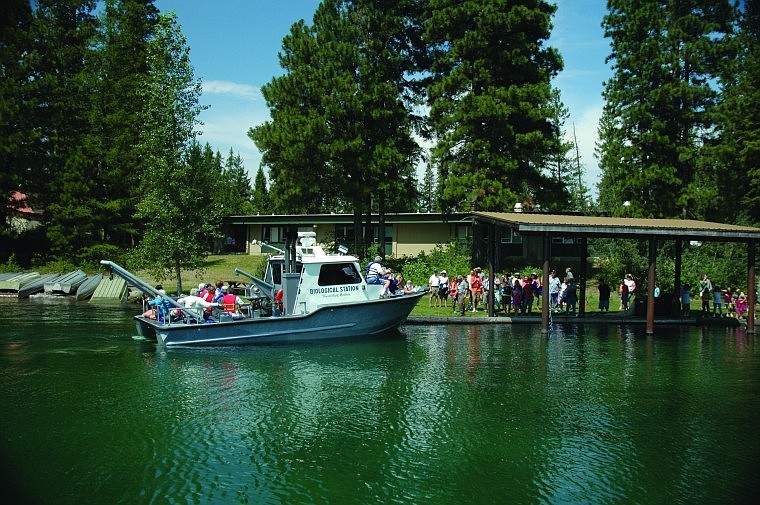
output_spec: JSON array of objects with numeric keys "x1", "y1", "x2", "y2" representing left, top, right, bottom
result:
[{"x1": 90, "y1": 276, "x2": 128, "y2": 303}]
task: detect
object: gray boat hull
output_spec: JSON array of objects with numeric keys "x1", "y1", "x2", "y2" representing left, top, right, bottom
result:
[{"x1": 135, "y1": 291, "x2": 425, "y2": 347}]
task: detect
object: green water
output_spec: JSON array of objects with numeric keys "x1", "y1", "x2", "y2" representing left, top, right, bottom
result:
[{"x1": 1, "y1": 298, "x2": 758, "y2": 504}]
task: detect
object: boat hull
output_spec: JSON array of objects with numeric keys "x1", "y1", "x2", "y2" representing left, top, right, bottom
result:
[{"x1": 135, "y1": 291, "x2": 424, "y2": 347}]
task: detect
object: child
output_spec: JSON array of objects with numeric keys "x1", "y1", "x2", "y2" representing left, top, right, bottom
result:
[
  {"x1": 681, "y1": 283, "x2": 691, "y2": 317},
  {"x1": 724, "y1": 288, "x2": 735, "y2": 317},
  {"x1": 712, "y1": 284, "x2": 723, "y2": 318},
  {"x1": 735, "y1": 291, "x2": 748, "y2": 319}
]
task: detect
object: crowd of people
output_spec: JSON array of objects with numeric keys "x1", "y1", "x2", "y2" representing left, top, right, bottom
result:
[
  {"x1": 680, "y1": 273, "x2": 751, "y2": 319},
  {"x1": 422, "y1": 267, "x2": 756, "y2": 319},
  {"x1": 423, "y1": 266, "x2": 585, "y2": 316},
  {"x1": 142, "y1": 280, "x2": 251, "y2": 322}
]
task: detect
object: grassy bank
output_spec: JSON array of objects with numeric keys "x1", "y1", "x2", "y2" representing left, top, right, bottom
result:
[{"x1": 138, "y1": 254, "x2": 267, "y2": 294}]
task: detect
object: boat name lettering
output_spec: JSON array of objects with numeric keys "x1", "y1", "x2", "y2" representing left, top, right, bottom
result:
[{"x1": 310, "y1": 285, "x2": 360, "y2": 295}]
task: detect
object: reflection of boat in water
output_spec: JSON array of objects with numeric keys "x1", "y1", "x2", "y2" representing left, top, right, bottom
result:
[
  {"x1": 45, "y1": 269, "x2": 88, "y2": 295},
  {"x1": 76, "y1": 273, "x2": 103, "y2": 301},
  {"x1": 102, "y1": 232, "x2": 425, "y2": 347}
]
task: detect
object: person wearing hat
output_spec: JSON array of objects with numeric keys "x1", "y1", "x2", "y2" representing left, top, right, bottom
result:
[
  {"x1": 428, "y1": 269, "x2": 441, "y2": 307},
  {"x1": 438, "y1": 270, "x2": 449, "y2": 305}
]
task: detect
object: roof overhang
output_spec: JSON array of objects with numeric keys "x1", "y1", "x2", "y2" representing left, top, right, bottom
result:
[
  {"x1": 473, "y1": 212, "x2": 760, "y2": 242},
  {"x1": 225, "y1": 212, "x2": 473, "y2": 226}
]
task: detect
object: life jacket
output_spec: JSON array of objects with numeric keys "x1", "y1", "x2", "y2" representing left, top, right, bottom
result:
[
  {"x1": 201, "y1": 290, "x2": 215, "y2": 313},
  {"x1": 222, "y1": 293, "x2": 238, "y2": 313}
]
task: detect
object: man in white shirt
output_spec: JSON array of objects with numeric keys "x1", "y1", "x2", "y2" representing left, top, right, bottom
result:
[{"x1": 428, "y1": 270, "x2": 440, "y2": 307}]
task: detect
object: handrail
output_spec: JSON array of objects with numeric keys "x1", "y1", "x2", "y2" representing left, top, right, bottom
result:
[
  {"x1": 99, "y1": 260, "x2": 204, "y2": 322},
  {"x1": 234, "y1": 267, "x2": 274, "y2": 299}
]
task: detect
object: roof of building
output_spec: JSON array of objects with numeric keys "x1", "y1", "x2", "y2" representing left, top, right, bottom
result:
[
  {"x1": 225, "y1": 212, "x2": 472, "y2": 225},
  {"x1": 473, "y1": 212, "x2": 760, "y2": 241}
]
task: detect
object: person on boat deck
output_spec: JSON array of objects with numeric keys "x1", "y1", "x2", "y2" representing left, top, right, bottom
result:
[
  {"x1": 221, "y1": 285, "x2": 247, "y2": 317},
  {"x1": 366, "y1": 256, "x2": 392, "y2": 296},
  {"x1": 366, "y1": 256, "x2": 385, "y2": 284},
  {"x1": 177, "y1": 288, "x2": 220, "y2": 321},
  {"x1": 143, "y1": 285, "x2": 172, "y2": 321},
  {"x1": 212, "y1": 280, "x2": 225, "y2": 303},
  {"x1": 274, "y1": 288, "x2": 284, "y2": 314},
  {"x1": 387, "y1": 272, "x2": 400, "y2": 296},
  {"x1": 402, "y1": 280, "x2": 415, "y2": 294}
]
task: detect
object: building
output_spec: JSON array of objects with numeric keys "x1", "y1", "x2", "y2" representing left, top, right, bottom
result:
[{"x1": 223, "y1": 212, "x2": 475, "y2": 258}]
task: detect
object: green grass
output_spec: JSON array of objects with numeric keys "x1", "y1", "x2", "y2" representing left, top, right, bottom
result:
[{"x1": 138, "y1": 255, "x2": 267, "y2": 294}]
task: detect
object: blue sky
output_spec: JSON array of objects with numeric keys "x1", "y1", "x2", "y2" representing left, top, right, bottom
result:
[{"x1": 154, "y1": 0, "x2": 611, "y2": 194}]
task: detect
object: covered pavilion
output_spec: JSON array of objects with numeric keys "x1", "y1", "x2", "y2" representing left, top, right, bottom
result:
[{"x1": 472, "y1": 212, "x2": 760, "y2": 334}]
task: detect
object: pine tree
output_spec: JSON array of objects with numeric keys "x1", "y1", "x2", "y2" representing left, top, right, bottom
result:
[
  {"x1": 251, "y1": 166, "x2": 272, "y2": 215},
  {"x1": 251, "y1": 0, "x2": 423, "y2": 252},
  {"x1": 706, "y1": 0, "x2": 759, "y2": 223},
  {"x1": 425, "y1": 0, "x2": 564, "y2": 212},
  {"x1": 597, "y1": 0, "x2": 735, "y2": 218},
  {"x1": 88, "y1": 0, "x2": 158, "y2": 250},
  {"x1": 0, "y1": 0, "x2": 33, "y2": 239},
  {"x1": 27, "y1": 0, "x2": 99, "y2": 257}
]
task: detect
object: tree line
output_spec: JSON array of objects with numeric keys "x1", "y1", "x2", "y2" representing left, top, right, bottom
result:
[
  {"x1": 2, "y1": 0, "x2": 758, "y2": 287},
  {"x1": 0, "y1": 0, "x2": 267, "y2": 284}
]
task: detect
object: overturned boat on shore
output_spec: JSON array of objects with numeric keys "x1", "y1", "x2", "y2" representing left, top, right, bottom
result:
[{"x1": 101, "y1": 232, "x2": 425, "y2": 347}]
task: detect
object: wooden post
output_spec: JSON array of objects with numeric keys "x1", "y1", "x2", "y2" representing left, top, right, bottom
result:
[
  {"x1": 674, "y1": 240, "x2": 682, "y2": 317},
  {"x1": 579, "y1": 237, "x2": 587, "y2": 318},
  {"x1": 647, "y1": 238, "x2": 656, "y2": 334},
  {"x1": 748, "y1": 241, "x2": 756, "y2": 334},
  {"x1": 541, "y1": 233, "x2": 550, "y2": 334},
  {"x1": 488, "y1": 222, "x2": 495, "y2": 318}
]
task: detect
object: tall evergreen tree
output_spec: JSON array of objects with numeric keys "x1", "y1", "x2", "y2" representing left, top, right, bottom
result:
[
  {"x1": 0, "y1": 0, "x2": 33, "y2": 239},
  {"x1": 219, "y1": 148, "x2": 253, "y2": 216},
  {"x1": 87, "y1": 0, "x2": 158, "y2": 250},
  {"x1": 27, "y1": 0, "x2": 99, "y2": 257},
  {"x1": 425, "y1": 0, "x2": 564, "y2": 212},
  {"x1": 134, "y1": 12, "x2": 212, "y2": 294},
  {"x1": 251, "y1": 0, "x2": 422, "y2": 252},
  {"x1": 419, "y1": 161, "x2": 436, "y2": 212},
  {"x1": 251, "y1": 166, "x2": 272, "y2": 215},
  {"x1": 597, "y1": 0, "x2": 735, "y2": 218},
  {"x1": 705, "y1": 0, "x2": 759, "y2": 224}
]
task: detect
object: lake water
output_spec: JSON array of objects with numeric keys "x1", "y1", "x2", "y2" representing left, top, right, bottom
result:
[{"x1": 1, "y1": 298, "x2": 758, "y2": 504}]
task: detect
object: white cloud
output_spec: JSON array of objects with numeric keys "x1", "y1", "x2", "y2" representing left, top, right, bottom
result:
[{"x1": 202, "y1": 80, "x2": 261, "y2": 100}]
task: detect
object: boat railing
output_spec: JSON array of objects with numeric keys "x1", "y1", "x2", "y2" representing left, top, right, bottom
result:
[{"x1": 100, "y1": 260, "x2": 204, "y2": 323}]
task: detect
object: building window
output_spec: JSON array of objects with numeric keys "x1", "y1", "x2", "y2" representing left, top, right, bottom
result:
[
  {"x1": 455, "y1": 224, "x2": 472, "y2": 241},
  {"x1": 552, "y1": 236, "x2": 576, "y2": 245},
  {"x1": 500, "y1": 228, "x2": 523, "y2": 244},
  {"x1": 335, "y1": 225, "x2": 392, "y2": 256},
  {"x1": 262, "y1": 226, "x2": 313, "y2": 247}
]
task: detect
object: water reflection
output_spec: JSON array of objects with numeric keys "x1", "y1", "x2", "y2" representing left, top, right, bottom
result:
[{"x1": 1, "y1": 301, "x2": 759, "y2": 504}]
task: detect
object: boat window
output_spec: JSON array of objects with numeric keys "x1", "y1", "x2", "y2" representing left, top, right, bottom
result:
[{"x1": 317, "y1": 263, "x2": 362, "y2": 286}]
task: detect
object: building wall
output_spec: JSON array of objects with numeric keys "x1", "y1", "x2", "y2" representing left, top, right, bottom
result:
[
  {"x1": 241, "y1": 222, "x2": 457, "y2": 258},
  {"x1": 392, "y1": 222, "x2": 454, "y2": 257}
]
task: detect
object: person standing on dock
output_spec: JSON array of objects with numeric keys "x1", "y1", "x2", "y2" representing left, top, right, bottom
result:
[
  {"x1": 456, "y1": 275, "x2": 469, "y2": 316},
  {"x1": 699, "y1": 273, "x2": 713, "y2": 315},
  {"x1": 428, "y1": 269, "x2": 440, "y2": 307},
  {"x1": 598, "y1": 279, "x2": 611, "y2": 312}
]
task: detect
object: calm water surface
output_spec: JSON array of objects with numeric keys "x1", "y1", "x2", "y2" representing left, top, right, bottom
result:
[{"x1": 1, "y1": 298, "x2": 758, "y2": 504}]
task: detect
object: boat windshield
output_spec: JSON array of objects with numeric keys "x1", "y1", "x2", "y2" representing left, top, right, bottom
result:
[{"x1": 317, "y1": 263, "x2": 362, "y2": 286}]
